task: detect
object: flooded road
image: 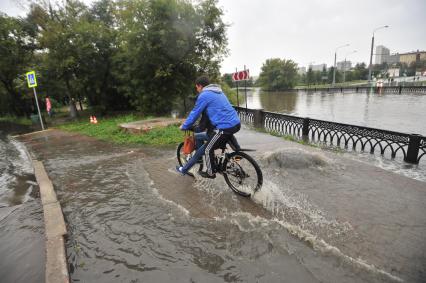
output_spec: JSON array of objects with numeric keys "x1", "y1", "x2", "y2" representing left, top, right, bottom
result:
[
  {"x1": 0, "y1": 124, "x2": 44, "y2": 283},
  {"x1": 19, "y1": 129, "x2": 425, "y2": 282}
]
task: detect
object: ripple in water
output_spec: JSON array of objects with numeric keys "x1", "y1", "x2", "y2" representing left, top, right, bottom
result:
[{"x1": 32, "y1": 131, "x2": 409, "y2": 282}]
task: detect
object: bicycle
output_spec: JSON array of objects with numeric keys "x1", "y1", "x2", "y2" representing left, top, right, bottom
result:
[{"x1": 176, "y1": 133, "x2": 263, "y2": 197}]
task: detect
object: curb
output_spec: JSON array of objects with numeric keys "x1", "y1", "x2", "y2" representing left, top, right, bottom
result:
[
  {"x1": 32, "y1": 160, "x2": 69, "y2": 283},
  {"x1": 11, "y1": 128, "x2": 52, "y2": 138}
]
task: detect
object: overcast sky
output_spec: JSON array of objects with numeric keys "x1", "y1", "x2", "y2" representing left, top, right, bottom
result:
[{"x1": 2, "y1": 0, "x2": 425, "y2": 76}]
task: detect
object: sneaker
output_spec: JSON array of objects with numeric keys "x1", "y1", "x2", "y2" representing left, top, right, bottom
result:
[
  {"x1": 198, "y1": 171, "x2": 216, "y2": 179},
  {"x1": 175, "y1": 166, "x2": 186, "y2": 176}
]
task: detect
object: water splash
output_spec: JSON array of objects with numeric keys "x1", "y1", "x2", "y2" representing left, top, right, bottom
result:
[
  {"x1": 9, "y1": 138, "x2": 33, "y2": 175},
  {"x1": 0, "y1": 137, "x2": 36, "y2": 206},
  {"x1": 261, "y1": 147, "x2": 331, "y2": 169}
]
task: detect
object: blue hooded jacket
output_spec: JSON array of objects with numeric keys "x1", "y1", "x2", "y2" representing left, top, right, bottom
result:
[{"x1": 182, "y1": 84, "x2": 240, "y2": 130}]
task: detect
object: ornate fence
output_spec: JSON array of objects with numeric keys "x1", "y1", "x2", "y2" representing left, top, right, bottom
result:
[
  {"x1": 234, "y1": 106, "x2": 426, "y2": 164},
  {"x1": 419, "y1": 137, "x2": 426, "y2": 163},
  {"x1": 299, "y1": 85, "x2": 426, "y2": 94}
]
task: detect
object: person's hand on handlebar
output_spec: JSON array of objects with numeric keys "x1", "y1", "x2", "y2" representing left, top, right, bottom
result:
[{"x1": 180, "y1": 124, "x2": 195, "y2": 131}]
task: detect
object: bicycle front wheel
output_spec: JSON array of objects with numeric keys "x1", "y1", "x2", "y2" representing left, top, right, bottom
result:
[{"x1": 223, "y1": 151, "x2": 263, "y2": 197}]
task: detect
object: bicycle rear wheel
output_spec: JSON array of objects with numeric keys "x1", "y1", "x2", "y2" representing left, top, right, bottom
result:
[
  {"x1": 223, "y1": 151, "x2": 263, "y2": 197},
  {"x1": 176, "y1": 142, "x2": 202, "y2": 177}
]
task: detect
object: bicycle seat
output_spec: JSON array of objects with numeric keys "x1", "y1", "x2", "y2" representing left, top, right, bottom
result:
[
  {"x1": 223, "y1": 135, "x2": 241, "y2": 151},
  {"x1": 226, "y1": 135, "x2": 256, "y2": 152}
]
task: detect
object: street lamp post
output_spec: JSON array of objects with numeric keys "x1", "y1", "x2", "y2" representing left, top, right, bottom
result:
[
  {"x1": 368, "y1": 25, "x2": 389, "y2": 83},
  {"x1": 343, "y1": 50, "x2": 357, "y2": 83},
  {"x1": 333, "y1": 44, "x2": 350, "y2": 86},
  {"x1": 307, "y1": 61, "x2": 315, "y2": 87}
]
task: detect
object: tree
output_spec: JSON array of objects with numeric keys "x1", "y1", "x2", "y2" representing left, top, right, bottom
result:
[
  {"x1": 258, "y1": 58, "x2": 298, "y2": 90},
  {"x1": 113, "y1": 0, "x2": 228, "y2": 115},
  {"x1": 306, "y1": 67, "x2": 314, "y2": 86},
  {"x1": 221, "y1": 73, "x2": 234, "y2": 88},
  {"x1": 352, "y1": 63, "x2": 368, "y2": 80},
  {"x1": 321, "y1": 65, "x2": 328, "y2": 84},
  {"x1": 0, "y1": 13, "x2": 36, "y2": 115},
  {"x1": 29, "y1": 0, "x2": 127, "y2": 113},
  {"x1": 2, "y1": 0, "x2": 229, "y2": 116}
]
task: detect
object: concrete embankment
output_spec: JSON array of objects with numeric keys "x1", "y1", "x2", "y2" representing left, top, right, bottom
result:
[{"x1": 32, "y1": 158, "x2": 69, "y2": 283}]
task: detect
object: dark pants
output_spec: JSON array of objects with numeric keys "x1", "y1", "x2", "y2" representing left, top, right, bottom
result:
[{"x1": 205, "y1": 123, "x2": 241, "y2": 175}]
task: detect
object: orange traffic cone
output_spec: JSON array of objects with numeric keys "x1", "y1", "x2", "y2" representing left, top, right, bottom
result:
[
  {"x1": 93, "y1": 116, "x2": 98, "y2": 124},
  {"x1": 90, "y1": 116, "x2": 94, "y2": 123}
]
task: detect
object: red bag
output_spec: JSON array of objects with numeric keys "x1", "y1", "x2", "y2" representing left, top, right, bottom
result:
[{"x1": 183, "y1": 132, "x2": 195, "y2": 154}]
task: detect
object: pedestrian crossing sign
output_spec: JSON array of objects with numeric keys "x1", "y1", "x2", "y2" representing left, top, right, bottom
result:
[{"x1": 26, "y1": 71, "x2": 37, "y2": 88}]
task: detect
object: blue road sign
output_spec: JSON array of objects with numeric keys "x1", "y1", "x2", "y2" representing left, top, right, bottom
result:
[{"x1": 26, "y1": 71, "x2": 37, "y2": 88}]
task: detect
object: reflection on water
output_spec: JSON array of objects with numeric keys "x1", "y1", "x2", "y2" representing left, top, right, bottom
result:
[{"x1": 245, "y1": 88, "x2": 426, "y2": 135}]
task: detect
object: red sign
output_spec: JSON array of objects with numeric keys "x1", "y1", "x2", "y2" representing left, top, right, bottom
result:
[{"x1": 232, "y1": 70, "x2": 250, "y2": 81}]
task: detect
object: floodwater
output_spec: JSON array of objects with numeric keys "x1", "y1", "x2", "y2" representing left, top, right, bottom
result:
[
  {"x1": 0, "y1": 124, "x2": 44, "y2": 283},
  {"x1": 19, "y1": 130, "x2": 423, "y2": 282},
  {"x1": 241, "y1": 88, "x2": 426, "y2": 182},
  {"x1": 242, "y1": 88, "x2": 426, "y2": 136}
]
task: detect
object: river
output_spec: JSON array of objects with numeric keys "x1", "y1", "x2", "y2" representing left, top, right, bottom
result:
[
  {"x1": 239, "y1": 88, "x2": 426, "y2": 182},
  {"x1": 241, "y1": 88, "x2": 426, "y2": 136}
]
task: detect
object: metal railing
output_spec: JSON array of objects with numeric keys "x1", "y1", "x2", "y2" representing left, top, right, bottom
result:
[
  {"x1": 298, "y1": 85, "x2": 426, "y2": 94},
  {"x1": 234, "y1": 106, "x2": 426, "y2": 164}
]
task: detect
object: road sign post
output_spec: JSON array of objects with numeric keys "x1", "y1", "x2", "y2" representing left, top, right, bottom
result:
[
  {"x1": 244, "y1": 65, "x2": 248, "y2": 112},
  {"x1": 235, "y1": 68, "x2": 240, "y2": 107},
  {"x1": 232, "y1": 68, "x2": 250, "y2": 112},
  {"x1": 26, "y1": 71, "x2": 45, "y2": 130}
]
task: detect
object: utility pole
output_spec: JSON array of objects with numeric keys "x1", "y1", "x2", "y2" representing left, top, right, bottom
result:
[
  {"x1": 333, "y1": 44, "x2": 350, "y2": 86},
  {"x1": 368, "y1": 25, "x2": 389, "y2": 84}
]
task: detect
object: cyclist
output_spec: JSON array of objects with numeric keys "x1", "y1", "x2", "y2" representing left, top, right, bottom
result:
[{"x1": 176, "y1": 76, "x2": 241, "y2": 178}]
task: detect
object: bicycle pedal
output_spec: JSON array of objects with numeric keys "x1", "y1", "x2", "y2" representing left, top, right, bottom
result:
[{"x1": 198, "y1": 171, "x2": 216, "y2": 179}]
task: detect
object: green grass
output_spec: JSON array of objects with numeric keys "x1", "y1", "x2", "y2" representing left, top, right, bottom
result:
[
  {"x1": 57, "y1": 114, "x2": 184, "y2": 146},
  {"x1": 0, "y1": 115, "x2": 32, "y2": 126}
]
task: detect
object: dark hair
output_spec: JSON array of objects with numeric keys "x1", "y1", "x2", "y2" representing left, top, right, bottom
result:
[{"x1": 195, "y1": 76, "x2": 210, "y2": 87}]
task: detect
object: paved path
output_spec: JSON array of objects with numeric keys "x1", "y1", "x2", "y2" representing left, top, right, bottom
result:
[
  {"x1": 233, "y1": 127, "x2": 426, "y2": 282},
  {"x1": 18, "y1": 127, "x2": 426, "y2": 282}
]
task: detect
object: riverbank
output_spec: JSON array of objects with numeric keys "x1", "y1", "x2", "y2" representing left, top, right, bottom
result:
[{"x1": 295, "y1": 80, "x2": 368, "y2": 88}]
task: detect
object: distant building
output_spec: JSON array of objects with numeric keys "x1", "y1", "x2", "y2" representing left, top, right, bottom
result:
[
  {"x1": 386, "y1": 53, "x2": 400, "y2": 65},
  {"x1": 388, "y1": 68, "x2": 400, "y2": 77},
  {"x1": 375, "y1": 45, "x2": 390, "y2": 64},
  {"x1": 309, "y1": 63, "x2": 327, "y2": 72},
  {"x1": 383, "y1": 50, "x2": 426, "y2": 65},
  {"x1": 399, "y1": 50, "x2": 426, "y2": 65},
  {"x1": 336, "y1": 60, "x2": 352, "y2": 71},
  {"x1": 298, "y1": 67, "x2": 306, "y2": 75}
]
